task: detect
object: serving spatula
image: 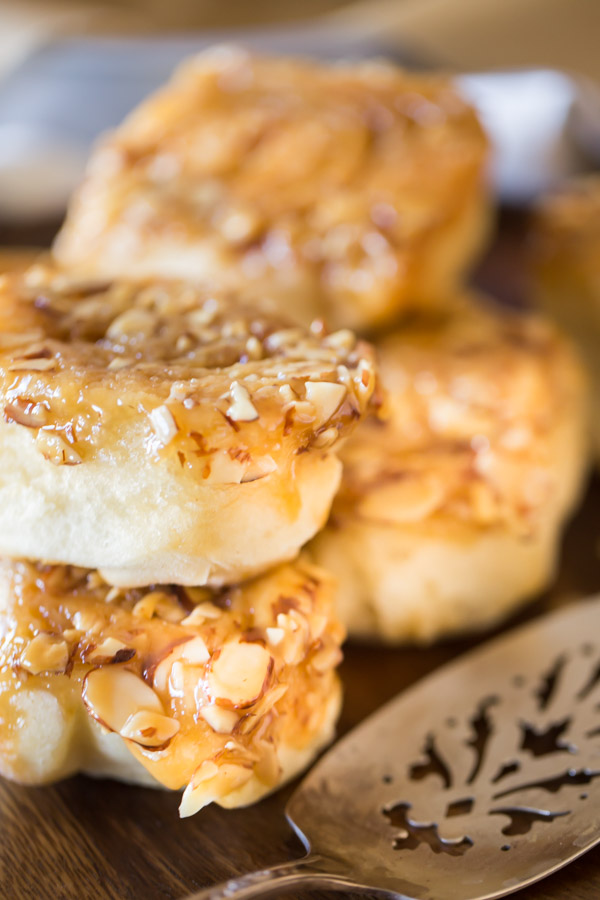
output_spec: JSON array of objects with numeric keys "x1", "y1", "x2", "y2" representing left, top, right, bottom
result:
[{"x1": 188, "y1": 594, "x2": 600, "y2": 899}]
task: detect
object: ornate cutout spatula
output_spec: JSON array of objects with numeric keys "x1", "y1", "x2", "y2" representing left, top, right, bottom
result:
[{"x1": 188, "y1": 595, "x2": 600, "y2": 899}]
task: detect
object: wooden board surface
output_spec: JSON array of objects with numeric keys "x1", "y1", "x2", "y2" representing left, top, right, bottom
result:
[{"x1": 0, "y1": 214, "x2": 599, "y2": 900}]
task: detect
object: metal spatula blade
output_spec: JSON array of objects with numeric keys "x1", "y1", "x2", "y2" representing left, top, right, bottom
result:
[{"x1": 187, "y1": 596, "x2": 600, "y2": 899}]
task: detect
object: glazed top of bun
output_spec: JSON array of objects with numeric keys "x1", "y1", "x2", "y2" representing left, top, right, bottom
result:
[
  {"x1": 334, "y1": 295, "x2": 586, "y2": 536},
  {"x1": 54, "y1": 47, "x2": 489, "y2": 330},
  {"x1": 0, "y1": 265, "x2": 376, "y2": 476}
]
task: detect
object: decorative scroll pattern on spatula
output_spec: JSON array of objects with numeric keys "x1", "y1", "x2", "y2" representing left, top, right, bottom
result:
[{"x1": 381, "y1": 643, "x2": 600, "y2": 855}]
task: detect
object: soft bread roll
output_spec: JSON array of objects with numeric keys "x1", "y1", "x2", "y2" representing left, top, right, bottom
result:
[
  {"x1": 54, "y1": 47, "x2": 491, "y2": 332},
  {"x1": 0, "y1": 266, "x2": 375, "y2": 586},
  {"x1": 0, "y1": 557, "x2": 343, "y2": 816},
  {"x1": 310, "y1": 295, "x2": 589, "y2": 643},
  {"x1": 531, "y1": 176, "x2": 600, "y2": 459}
]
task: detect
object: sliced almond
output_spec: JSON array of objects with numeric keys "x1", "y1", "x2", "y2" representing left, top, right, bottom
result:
[
  {"x1": 309, "y1": 614, "x2": 329, "y2": 642},
  {"x1": 236, "y1": 684, "x2": 289, "y2": 735},
  {"x1": 245, "y1": 336, "x2": 263, "y2": 360},
  {"x1": 304, "y1": 381, "x2": 346, "y2": 428},
  {"x1": 206, "y1": 640, "x2": 273, "y2": 709},
  {"x1": 227, "y1": 381, "x2": 258, "y2": 422},
  {"x1": 106, "y1": 307, "x2": 156, "y2": 341},
  {"x1": 168, "y1": 381, "x2": 189, "y2": 402},
  {"x1": 179, "y1": 762, "x2": 253, "y2": 818},
  {"x1": 290, "y1": 400, "x2": 316, "y2": 423},
  {"x1": 153, "y1": 652, "x2": 182, "y2": 695},
  {"x1": 133, "y1": 590, "x2": 185, "y2": 623},
  {"x1": 249, "y1": 683, "x2": 289, "y2": 720},
  {"x1": 265, "y1": 328, "x2": 305, "y2": 350},
  {"x1": 200, "y1": 705, "x2": 239, "y2": 734},
  {"x1": 8, "y1": 357, "x2": 56, "y2": 372},
  {"x1": 186, "y1": 300, "x2": 218, "y2": 329},
  {"x1": 358, "y1": 475, "x2": 444, "y2": 525},
  {"x1": 278, "y1": 383, "x2": 296, "y2": 405},
  {"x1": 312, "y1": 426, "x2": 338, "y2": 449},
  {"x1": 252, "y1": 739, "x2": 282, "y2": 788},
  {"x1": 324, "y1": 329, "x2": 355, "y2": 352},
  {"x1": 83, "y1": 666, "x2": 163, "y2": 735},
  {"x1": 4, "y1": 400, "x2": 48, "y2": 428},
  {"x1": 86, "y1": 637, "x2": 132, "y2": 663},
  {"x1": 0, "y1": 330, "x2": 44, "y2": 350},
  {"x1": 107, "y1": 357, "x2": 132, "y2": 371},
  {"x1": 181, "y1": 601, "x2": 222, "y2": 626},
  {"x1": 63, "y1": 628, "x2": 80, "y2": 642},
  {"x1": 153, "y1": 636, "x2": 210, "y2": 695},
  {"x1": 120, "y1": 709, "x2": 180, "y2": 749},
  {"x1": 309, "y1": 643, "x2": 343, "y2": 674},
  {"x1": 169, "y1": 661, "x2": 187, "y2": 697},
  {"x1": 149, "y1": 405, "x2": 178, "y2": 446},
  {"x1": 275, "y1": 613, "x2": 308, "y2": 666},
  {"x1": 240, "y1": 455, "x2": 277, "y2": 483},
  {"x1": 20, "y1": 634, "x2": 69, "y2": 675},
  {"x1": 355, "y1": 359, "x2": 375, "y2": 399},
  {"x1": 72, "y1": 609, "x2": 103, "y2": 635},
  {"x1": 265, "y1": 627, "x2": 285, "y2": 647},
  {"x1": 180, "y1": 636, "x2": 211, "y2": 665},
  {"x1": 201, "y1": 450, "x2": 248, "y2": 484},
  {"x1": 36, "y1": 431, "x2": 82, "y2": 466},
  {"x1": 87, "y1": 571, "x2": 106, "y2": 590}
]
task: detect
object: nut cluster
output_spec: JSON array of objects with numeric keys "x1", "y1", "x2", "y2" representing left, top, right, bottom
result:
[
  {"x1": 0, "y1": 268, "x2": 376, "y2": 472},
  {"x1": 0, "y1": 557, "x2": 344, "y2": 815}
]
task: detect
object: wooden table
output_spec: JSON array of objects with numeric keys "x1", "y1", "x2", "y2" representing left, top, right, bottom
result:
[{"x1": 0, "y1": 214, "x2": 599, "y2": 900}]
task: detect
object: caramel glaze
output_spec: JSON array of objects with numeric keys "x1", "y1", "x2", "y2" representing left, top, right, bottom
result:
[
  {"x1": 333, "y1": 296, "x2": 587, "y2": 538},
  {"x1": 0, "y1": 267, "x2": 376, "y2": 481},
  {"x1": 54, "y1": 49, "x2": 489, "y2": 330},
  {"x1": 0, "y1": 557, "x2": 343, "y2": 798}
]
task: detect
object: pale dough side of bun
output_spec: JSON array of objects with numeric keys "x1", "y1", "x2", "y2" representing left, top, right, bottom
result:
[
  {"x1": 0, "y1": 422, "x2": 341, "y2": 587},
  {"x1": 312, "y1": 412, "x2": 585, "y2": 643}
]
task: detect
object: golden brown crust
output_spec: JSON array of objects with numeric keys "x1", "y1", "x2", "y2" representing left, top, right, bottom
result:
[
  {"x1": 0, "y1": 265, "x2": 374, "y2": 467},
  {"x1": 0, "y1": 266, "x2": 375, "y2": 585},
  {"x1": 337, "y1": 296, "x2": 584, "y2": 535},
  {"x1": 0, "y1": 557, "x2": 344, "y2": 815},
  {"x1": 54, "y1": 47, "x2": 491, "y2": 331}
]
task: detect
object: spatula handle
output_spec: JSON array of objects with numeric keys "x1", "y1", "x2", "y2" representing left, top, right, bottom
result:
[{"x1": 183, "y1": 854, "x2": 374, "y2": 899}]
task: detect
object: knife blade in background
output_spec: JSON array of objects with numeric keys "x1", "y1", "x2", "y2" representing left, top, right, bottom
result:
[{"x1": 0, "y1": 29, "x2": 597, "y2": 221}]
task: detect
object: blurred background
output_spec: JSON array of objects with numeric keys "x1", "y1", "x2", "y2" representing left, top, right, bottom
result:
[
  {"x1": 1, "y1": 0, "x2": 600, "y2": 231},
  {"x1": 2, "y1": 0, "x2": 600, "y2": 79}
]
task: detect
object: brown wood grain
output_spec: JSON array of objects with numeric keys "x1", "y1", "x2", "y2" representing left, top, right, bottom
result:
[{"x1": 0, "y1": 215, "x2": 599, "y2": 899}]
